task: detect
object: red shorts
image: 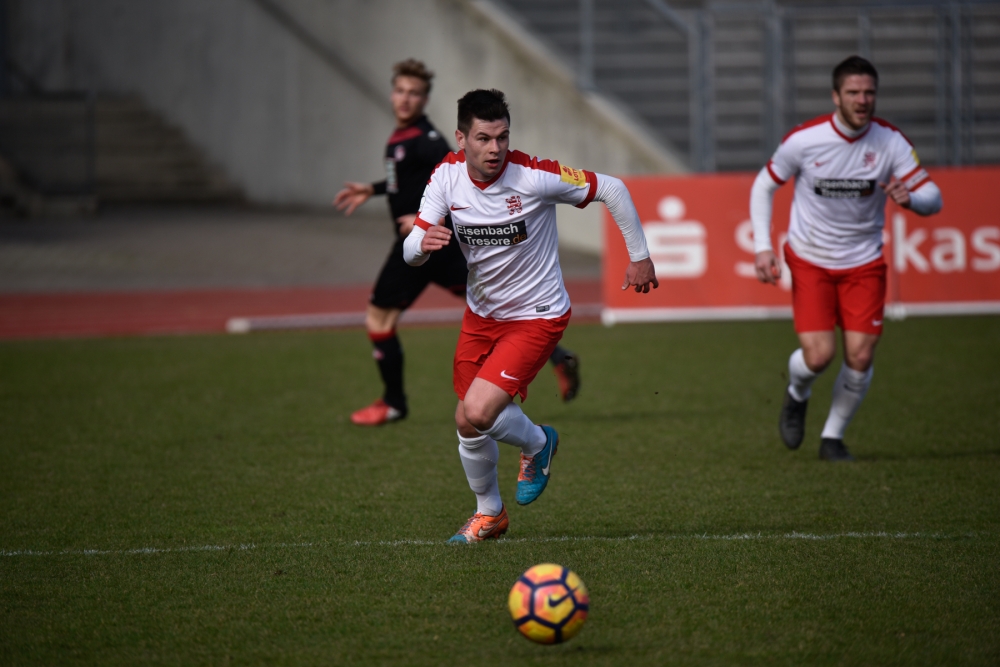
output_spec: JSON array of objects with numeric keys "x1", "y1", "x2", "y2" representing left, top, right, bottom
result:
[
  {"x1": 785, "y1": 244, "x2": 886, "y2": 335},
  {"x1": 453, "y1": 308, "x2": 570, "y2": 402}
]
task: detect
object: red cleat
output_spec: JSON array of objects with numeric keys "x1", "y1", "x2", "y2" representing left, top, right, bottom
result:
[
  {"x1": 350, "y1": 399, "x2": 404, "y2": 426},
  {"x1": 552, "y1": 354, "x2": 581, "y2": 402}
]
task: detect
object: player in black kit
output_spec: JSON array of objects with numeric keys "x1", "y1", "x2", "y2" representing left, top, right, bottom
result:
[{"x1": 335, "y1": 59, "x2": 580, "y2": 426}]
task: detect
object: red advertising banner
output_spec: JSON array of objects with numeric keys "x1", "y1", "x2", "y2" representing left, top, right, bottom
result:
[{"x1": 601, "y1": 166, "x2": 1000, "y2": 324}]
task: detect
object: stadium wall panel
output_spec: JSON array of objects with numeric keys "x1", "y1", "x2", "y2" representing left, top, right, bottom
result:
[{"x1": 7, "y1": 0, "x2": 686, "y2": 253}]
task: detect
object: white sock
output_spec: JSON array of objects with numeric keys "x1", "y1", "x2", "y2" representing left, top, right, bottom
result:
[
  {"x1": 457, "y1": 432, "x2": 502, "y2": 516},
  {"x1": 479, "y1": 402, "x2": 546, "y2": 457},
  {"x1": 821, "y1": 364, "x2": 873, "y2": 440},
  {"x1": 788, "y1": 348, "x2": 821, "y2": 401}
]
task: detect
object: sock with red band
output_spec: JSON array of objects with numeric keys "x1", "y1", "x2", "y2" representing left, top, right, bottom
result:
[{"x1": 370, "y1": 330, "x2": 407, "y2": 414}]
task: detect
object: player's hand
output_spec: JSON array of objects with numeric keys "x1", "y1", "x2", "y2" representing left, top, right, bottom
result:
[
  {"x1": 880, "y1": 179, "x2": 911, "y2": 208},
  {"x1": 420, "y1": 223, "x2": 452, "y2": 253},
  {"x1": 333, "y1": 182, "x2": 374, "y2": 216},
  {"x1": 754, "y1": 250, "x2": 781, "y2": 285},
  {"x1": 621, "y1": 257, "x2": 659, "y2": 293},
  {"x1": 396, "y1": 214, "x2": 417, "y2": 236}
]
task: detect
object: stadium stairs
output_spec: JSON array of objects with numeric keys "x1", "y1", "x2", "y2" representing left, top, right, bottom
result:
[
  {"x1": 94, "y1": 95, "x2": 243, "y2": 204},
  {"x1": 0, "y1": 94, "x2": 242, "y2": 216}
]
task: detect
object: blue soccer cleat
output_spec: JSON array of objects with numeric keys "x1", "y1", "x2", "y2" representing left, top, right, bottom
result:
[{"x1": 516, "y1": 425, "x2": 558, "y2": 505}]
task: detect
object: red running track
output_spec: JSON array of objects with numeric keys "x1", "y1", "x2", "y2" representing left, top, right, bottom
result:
[{"x1": 0, "y1": 280, "x2": 602, "y2": 340}]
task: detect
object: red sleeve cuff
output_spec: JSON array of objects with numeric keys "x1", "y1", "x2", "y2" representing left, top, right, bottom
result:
[
  {"x1": 414, "y1": 216, "x2": 432, "y2": 231},
  {"x1": 766, "y1": 161, "x2": 786, "y2": 185},
  {"x1": 575, "y1": 170, "x2": 598, "y2": 209}
]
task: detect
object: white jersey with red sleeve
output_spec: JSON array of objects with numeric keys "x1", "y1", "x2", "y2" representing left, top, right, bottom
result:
[
  {"x1": 413, "y1": 149, "x2": 598, "y2": 321},
  {"x1": 766, "y1": 113, "x2": 932, "y2": 269}
]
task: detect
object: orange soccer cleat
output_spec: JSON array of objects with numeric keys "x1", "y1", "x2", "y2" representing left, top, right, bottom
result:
[
  {"x1": 447, "y1": 505, "x2": 509, "y2": 543},
  {"x1": 350, "y1": 399, "x2": 404, "y2": 426}
]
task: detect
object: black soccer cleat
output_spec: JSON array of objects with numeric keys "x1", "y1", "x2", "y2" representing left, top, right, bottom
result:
[
  {"x1": 778, "y1": 388, "x2": 808, "y2": 449},
  {"x1": 819, "y1": 438, "x2": 855, "y2": 462}
]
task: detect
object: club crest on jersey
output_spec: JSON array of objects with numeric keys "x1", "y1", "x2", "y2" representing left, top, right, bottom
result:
[
  {"x1": 394, "y1": 145, "x2": 406, "y2": 162},
  {"x1": 559, "y1": 164, "x2": 586, "y2": 186},
  {"x1": 455, "y1": 221, "x2": 528, "y2": 247},
  {"x1": 506, "y1": 195, "x2": 523, "y2": 216},
  {"x1": 863, "y1": 151, "x2": 877, "y2": 168}
]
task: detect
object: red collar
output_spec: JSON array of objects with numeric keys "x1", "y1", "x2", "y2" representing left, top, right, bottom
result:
[
  {"x1": 387, "y1": 119, "x2": 424, "y2": 144},
  {"x1": 829, "y1": 114, "x2": 871, "y2": 143}
]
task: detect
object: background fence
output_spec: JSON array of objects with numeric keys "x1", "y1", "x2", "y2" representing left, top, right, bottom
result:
[{"x1": 497, "y1": 0, "x2": 1000, "y2": 172}]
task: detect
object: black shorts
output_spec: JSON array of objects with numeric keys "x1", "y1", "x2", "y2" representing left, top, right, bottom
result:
[{"x1": 370, "y1": 232, "x2": 468, "y2": 310}]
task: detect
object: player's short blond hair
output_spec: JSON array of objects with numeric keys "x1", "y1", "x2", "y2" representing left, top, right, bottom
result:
[{"x1": 392, "y1": 59, "x2": 434, "y2": 95}]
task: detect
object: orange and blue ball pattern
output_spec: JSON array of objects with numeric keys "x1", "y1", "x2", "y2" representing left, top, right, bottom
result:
[{"x1": 508, "y1": 563, "x2": 589, "y2": 644}]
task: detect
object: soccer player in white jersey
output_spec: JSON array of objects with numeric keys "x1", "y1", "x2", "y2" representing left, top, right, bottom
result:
[
  {"x1": 750, "y1": 56, "x2": 943, "y2": 461},
  {"x1": 403, "y1": 89, "x2": 657, "y2": 542}
]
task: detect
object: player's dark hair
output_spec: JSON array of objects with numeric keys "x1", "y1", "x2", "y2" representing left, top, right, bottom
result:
[
  {"x1": 832, "y1": 56, "x2": 878, "y2": 92},
  {"x1": 392, "y1": 58, "x2": 433, "y2": 94},
  {"x1": 457, "y1": 89, "x2": 511, "y2": 135}
]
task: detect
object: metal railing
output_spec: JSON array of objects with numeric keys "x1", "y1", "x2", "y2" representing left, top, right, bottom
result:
[
  {"x1": 576, "y1": 0, "x2": 714, "y2": 169},
  {"x1": 505, "y1": 0, "x2": 1000, "y2": 172}
]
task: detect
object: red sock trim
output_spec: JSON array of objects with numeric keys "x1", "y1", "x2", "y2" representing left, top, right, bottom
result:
[{"x1": 368, "y1": 329, "x2": 397, "y2": 343}]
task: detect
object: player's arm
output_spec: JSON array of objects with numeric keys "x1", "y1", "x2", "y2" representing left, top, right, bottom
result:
[
  {"x1": 591, "y1": 174, "x2": 658, "y2": 293},
  {"x1": 905, "y1": 180, "x2": 942, "y2": 215},
  {"x1": 750, "y1": 138, "x2": 799, "y2": 285},
  {"x1": 882, "y1": 142, "x2": 942, "y2": 216},
  {"x1": 538, "y1": 163, "x2": 656, "y2": 292},
  {"x1": 403, "y1": 179, "x2": 449, "y2": 266},
  {"x1": 749, "y1": 167, "x2": 783, "y2": 285},
  {"x1": 402, "y1": 216, "x2": 449, "y2": 266},
  {"x1": 333, "y1": 181, "x2": 384, "y2": 216},
  {"x1": 881, "y1": 179, "x2": 942, "y2": 215}
]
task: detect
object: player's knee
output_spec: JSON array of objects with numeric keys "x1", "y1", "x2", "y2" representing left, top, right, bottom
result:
[
  {"x1": 845, "y1": 348, "x2": 875, "y2": 371},
  {"x1": 365, "y1": 306, "x2": 396, "y2": 333},
  {"x1": 462, "y1": 401, "x2": 496, "y2": 433},
  {"x1": 456, "y1": 421, "x2": 480, "y2": 439},
  {"x1": 803, "y1": 346, "x2": 835, "y2": 373},
  {"x1": 454, "y1": 404, "x2": 480, "y2": 438}
]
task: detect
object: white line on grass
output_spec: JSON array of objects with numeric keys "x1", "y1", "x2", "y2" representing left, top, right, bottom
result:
[
  {"x1": 0, "y1": 531, "x2": 977, "y2": 558},
  {"x1": 355, "y1": 531, "x2": 971, "y2": 547}
]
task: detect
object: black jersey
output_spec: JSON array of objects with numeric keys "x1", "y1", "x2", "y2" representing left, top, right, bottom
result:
[{"x1": 372, "y1": 115, "x2": 452, "y2": 236}]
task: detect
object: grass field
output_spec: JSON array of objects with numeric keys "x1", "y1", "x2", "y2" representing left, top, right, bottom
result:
[{"x1": 1, "y1": 317, "x2": 998, "y2": 665}]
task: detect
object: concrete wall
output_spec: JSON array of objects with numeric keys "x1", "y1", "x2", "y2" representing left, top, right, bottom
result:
[{"x1": 9, "y1": 0, "x2": 686, "y2": 252}]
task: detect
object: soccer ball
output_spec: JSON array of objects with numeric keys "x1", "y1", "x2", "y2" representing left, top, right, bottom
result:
[{"x1": 508, "y1": 563, "x2": 589, "y2": 644}]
